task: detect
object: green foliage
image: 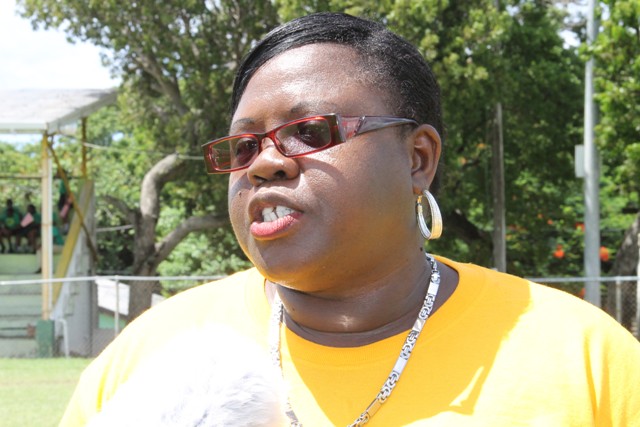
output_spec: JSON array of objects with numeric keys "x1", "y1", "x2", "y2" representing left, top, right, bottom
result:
[
  {"x1": 387, "y1": 1, "x2": 585, "y2": 276},
  {"x1": 0, "y1": 140, "x2": 41, "y2": 210},
  {"x1": 17, "y1": 0, "x2": 279, "y2": 283},
  {"x1": 157, "y1": 230, "x2": 251, "y2": 295},
  {"x1": 14, "y1": 0, "x2": 640, "y2": 282},
  {"x1": 155, "y1": 197, "x2": 251, "y2": 288},
  {"x1": 18, "y1": 0, "x2": 278, "y2": 150},
  {"x1": 594, "y1": 0, "x2": 640, "y2": 197},
  {"x1": 588, "y1": 0, "x2": 640, "y2": 277},
  {"x1": 276, "y1": 1, "x2": 589, "y2": 276},
  {"x1": 86, "y1": 105, "x2": 239, "y2": 276}
]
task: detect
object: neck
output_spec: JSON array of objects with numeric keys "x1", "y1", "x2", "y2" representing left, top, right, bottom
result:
[{"x1": 266, "y1": 252, "x2": 458, "y2": 347}]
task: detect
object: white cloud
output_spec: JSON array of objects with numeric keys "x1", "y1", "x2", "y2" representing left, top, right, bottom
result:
[{"x1": 0, "y1": 0, "x2": 119, "y2": 90}]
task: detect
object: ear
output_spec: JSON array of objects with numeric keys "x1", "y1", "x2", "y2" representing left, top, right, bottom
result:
[{"x1": 410, "y1": 124, "x2": 441, "y2": 195}]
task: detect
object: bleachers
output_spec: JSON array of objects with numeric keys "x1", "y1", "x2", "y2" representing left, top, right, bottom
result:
[
  {"x1": 0, "y1": 254, "x2": 58, "y2": 357},
  {"x1": 1, "y1": 180, "x2": 96, "y2": 357}
]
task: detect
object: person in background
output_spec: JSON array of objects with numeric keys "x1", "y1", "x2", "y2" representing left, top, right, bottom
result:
[
  {"x1": 56, "y1": 169, "x2": 74, "y2": 233},
  {"x1": 0, "y1": 199, "x2": 22, "y2": 253},
  {"x1": 53, "y1": 212, "x2": 65, "y2": 247},
  {"x1": 17, "y1": 204, "x2": 41, "y2": 253},
  {"x1": 61, "y1": 12, "x2": 640, "y2": 426},
  {"x1": 34, "y1": 210, "x2": 65, "y2": 274}
]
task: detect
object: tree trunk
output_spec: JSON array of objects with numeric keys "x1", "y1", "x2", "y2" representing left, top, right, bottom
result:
[
  {"x1": 128, "y1": 266, "x2": 158, "y2": 322},
  {"x1": 123, "y1": 153, "x2": 229, "y2": 321}
]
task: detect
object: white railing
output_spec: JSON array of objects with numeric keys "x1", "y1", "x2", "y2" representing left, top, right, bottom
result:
[
  {"x1": 1, "y1": 274, "x2": 638, "y2": 356},
  {"x1": 0, "y1": 275, "x2": 223, "y2": 357}
]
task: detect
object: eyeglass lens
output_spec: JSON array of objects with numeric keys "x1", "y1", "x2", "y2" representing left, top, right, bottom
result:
[{"x1": 211, "y1": 117, "x2": 334, "y2": 170}]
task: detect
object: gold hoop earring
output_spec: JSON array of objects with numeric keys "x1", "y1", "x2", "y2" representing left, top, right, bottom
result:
[{"x1": 416, "y1": 190, "x2": 442, "y2": 240}]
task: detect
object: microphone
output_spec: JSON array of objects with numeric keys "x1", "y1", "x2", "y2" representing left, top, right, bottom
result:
[{"x1": 88, "y1": 324, "x2": 287, "y2": 427}]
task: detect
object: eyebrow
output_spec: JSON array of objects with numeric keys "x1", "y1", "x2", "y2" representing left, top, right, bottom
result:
[
  {"x1": 289, "y1": 101, "x2": 340, "y2": 117},
  {"x1": 229, "y1": 117, "x2": 256, "y2": 134},
  {"x1": 229, "y1": 101, "x2": 342, "y2": 134}
]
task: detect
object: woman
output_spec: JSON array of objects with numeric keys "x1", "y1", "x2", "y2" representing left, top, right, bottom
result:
[{"x1": 61, "y1": 13, "x2": 640, "y2": 426}]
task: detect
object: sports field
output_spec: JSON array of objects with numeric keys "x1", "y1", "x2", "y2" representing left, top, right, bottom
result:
[{"x1": 0, "y1": 358, "x2": 92, "y2": 427}]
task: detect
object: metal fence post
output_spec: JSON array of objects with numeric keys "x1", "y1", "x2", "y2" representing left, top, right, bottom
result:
[
  {"x1": 114, "y1": 277, "x2": 120, "y2": 337},
  {"x1": 615, "y1": 279, "x2": 622, "y2": 324},
  {"x1": 636, "y1": 233, "x2": 640, "y2": 339}
]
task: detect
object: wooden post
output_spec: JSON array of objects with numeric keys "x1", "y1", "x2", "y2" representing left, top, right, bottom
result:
[
  {"x1": 81, "y1": 117, "x2": 88, "y2": 178},
  {"x1": 40, "y1": 133, "x2": 53, "y2": 320}
]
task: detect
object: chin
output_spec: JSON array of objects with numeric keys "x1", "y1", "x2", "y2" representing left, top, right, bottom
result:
[
  {"x1": 248, "y1": 246, "x2": 305, "y2": 276},
  {"x1": 87, "y1": 325, "x2": 287, "y2": 427},
  {"x1": 253, "y1": 255, "x2": 317, "y2": 288}
]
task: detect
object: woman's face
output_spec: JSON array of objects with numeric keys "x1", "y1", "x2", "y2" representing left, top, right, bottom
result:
[{"x1": 228, "y1": 43, "x2": 435, "y2": 294}]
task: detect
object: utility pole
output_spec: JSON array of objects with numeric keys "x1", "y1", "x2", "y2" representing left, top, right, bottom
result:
[
  {"x1": 492, "y1": 0, "x2": 507, "y2": 272},
  {"x1": 636, "y1": 233, "x2": 640, "y2": 338},
  {"x1": 492, "y1": 103, "x2": 506, "y2": 272},
  {"x1": 583, "y1": 0, "x2": 601, "y2": 307}
]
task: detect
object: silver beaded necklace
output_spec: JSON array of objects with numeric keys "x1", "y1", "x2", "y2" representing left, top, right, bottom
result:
[{"x1": 269, "y1": 254, "x2": 441, "y2": 427}]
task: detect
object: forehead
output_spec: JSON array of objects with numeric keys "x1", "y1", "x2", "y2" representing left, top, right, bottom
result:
[{"x1": 231, "y1": 44, "x2": 390, "y2": 128}]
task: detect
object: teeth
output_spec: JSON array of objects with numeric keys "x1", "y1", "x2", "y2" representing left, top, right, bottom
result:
[
  {"x1": 261, "y1": 206, "x2": 294, "y2": 222},
  {"x1": 275, "y1": 206, "x2": 294, "y2": 217}
]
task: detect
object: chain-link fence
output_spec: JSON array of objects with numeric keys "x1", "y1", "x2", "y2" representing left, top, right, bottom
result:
[
  {"x1": 1, "y1": 274, "x2": 638, "y2": 358},
  {"x1": 527, "y1": 275, "x2": 640, "y2": 336}
]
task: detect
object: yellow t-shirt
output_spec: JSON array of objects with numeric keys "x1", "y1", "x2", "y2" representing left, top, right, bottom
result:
[{"x1": 60, "y1": 258, "x2": 640, "y2": 426}]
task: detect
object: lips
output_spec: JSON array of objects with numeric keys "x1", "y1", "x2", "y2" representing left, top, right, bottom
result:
[{"x1": 249, "y1": 202, "x2": 302, "y2": 239}]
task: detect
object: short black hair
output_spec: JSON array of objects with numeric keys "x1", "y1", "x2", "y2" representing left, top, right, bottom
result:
[
  {"x1": 231, "y1": 12, "x2": 443, "y2": 192},
  {"x1": 231, "y1": 12, "x2": 442, "y2": 135}
]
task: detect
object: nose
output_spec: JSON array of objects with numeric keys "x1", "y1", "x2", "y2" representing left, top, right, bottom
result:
[{"x1": 246, "y1": 137, "x2": 300, "y2": 186}]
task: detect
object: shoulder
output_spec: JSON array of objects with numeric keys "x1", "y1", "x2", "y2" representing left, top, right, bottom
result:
[
  {"x1": 61, "y1": 268, "x2": 268, "y2": 425},
  {"x1": 442, "y1": 257, "x2": 640, "y2": 350},
  {"x1": 432, "y1": 258, "x2": 640, "y2": 424},
  {"x1": 94, "y1": 267, "x2": 266, "y2": 376},
  {"x1": 125, "y1": 267, "x2": 265, "y2": 336}
]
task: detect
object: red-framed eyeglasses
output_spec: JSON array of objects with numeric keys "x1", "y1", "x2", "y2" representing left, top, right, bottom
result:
[{"x1": 201, "y1": 114, "x2": 418, "y2": 173}]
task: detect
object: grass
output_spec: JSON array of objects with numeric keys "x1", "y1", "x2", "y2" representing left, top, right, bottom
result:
[{"x1": 0, "y1": 358, "x2": 92, "y2": 427}]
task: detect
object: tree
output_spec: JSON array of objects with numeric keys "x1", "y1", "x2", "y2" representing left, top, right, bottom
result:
[
  {"x1": 0, "y1": 141, "x2": 41, "y2": 210},
  {"x1": 594, "y1": 0, "x2": 640, "y2": 274},
  {"x1": 18, "y1": 0, "x2": 280, "y2": 319},
  {"x1": 278, "y1": 0, "x2": 585, "y2": 276},
  {"x1": 592, "y1": 0, "x2": 640, "y2": 323},
  {"x1": 21, "y1": 0, "x2": 632, "y2": 321}
]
